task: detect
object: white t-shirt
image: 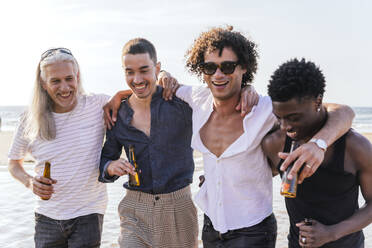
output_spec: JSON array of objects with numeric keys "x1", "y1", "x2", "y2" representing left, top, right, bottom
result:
[
  {"x1": 177, "y1": 85, "x2": 276, "y2": 233},
  {"x1": 8, "y1": 94, "x2": 110, "y2": 220}
]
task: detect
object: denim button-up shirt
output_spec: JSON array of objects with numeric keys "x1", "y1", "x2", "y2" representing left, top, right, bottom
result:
[{"x1": 99, "y1": 86, "x2": 194, "y2": 194}]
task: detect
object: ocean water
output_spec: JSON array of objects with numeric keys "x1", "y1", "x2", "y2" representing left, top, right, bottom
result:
[
  {"x1": 0, "y1": 106, "x2": 27, "y2": 132},
  {"x1": 353, "y1": 107, "x2": 372, "y2": 133},
  {"x1": 1, "y1": 106, "x2": 371, "y2": 133}
]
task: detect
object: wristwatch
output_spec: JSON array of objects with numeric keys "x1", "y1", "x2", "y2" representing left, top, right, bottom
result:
[{"x1": 309, "y1": 138, "x2": 327, "y2": 152}]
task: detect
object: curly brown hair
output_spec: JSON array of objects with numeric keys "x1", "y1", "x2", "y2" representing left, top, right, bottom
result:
[{"x1": 185, "y1": 26, "x2": 259, "y2": 87}]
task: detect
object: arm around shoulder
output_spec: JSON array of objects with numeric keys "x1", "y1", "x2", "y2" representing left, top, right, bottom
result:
[
  {"x1": 174, "y1": 85, "x2": 194, "y2": 106},
  {"x1": 261, "y1": 128, "x2": 285, "y2": 177},
  {"x1": 316, "y1": 103, "x2": 355, "y2": 146},
  {"x1": 283, "y1": 103, "x2": 355, "y2": 183},
  {"x1": 103, "y1": 90, "x2": 132, "y2": 129}
]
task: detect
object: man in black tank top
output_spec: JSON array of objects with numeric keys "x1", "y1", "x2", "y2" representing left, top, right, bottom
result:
[{"x1": 262, "y1": 58, "x2": 372, "y2": 248}]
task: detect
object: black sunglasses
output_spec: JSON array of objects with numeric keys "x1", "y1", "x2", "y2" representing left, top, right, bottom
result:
[
  {"x1": 41, "y1": 48, "x2": 73, "y2": 61},
  {"x1": 201, "y1": 61, "x2": 239, "y2": 75}
]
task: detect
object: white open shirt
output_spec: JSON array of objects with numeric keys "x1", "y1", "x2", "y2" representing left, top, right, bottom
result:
[{"x1": 176, "y1": 85, "x2": 276, "y2": 233}]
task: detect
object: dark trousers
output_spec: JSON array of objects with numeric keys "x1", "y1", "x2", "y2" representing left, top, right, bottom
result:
[
  {"x1": 34, "y1": 213, "x2": 103, "y2": 248},
  {"x1": 202, "y1": 213, "x2": 277, "y2": 248},
  {"x1": 288, "y1": 230, "x2": 365, "y2": 248}
]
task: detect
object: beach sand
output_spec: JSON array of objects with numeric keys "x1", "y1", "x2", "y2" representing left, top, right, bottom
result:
[{"x1": 1, "y1": 131, "x2": 371, "y2": 247}]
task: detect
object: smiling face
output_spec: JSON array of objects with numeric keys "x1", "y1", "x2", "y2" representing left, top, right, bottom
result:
[
  {"x1": 122, "y1": 53, "x2": 159, "y2": 100},
  {"x1": 272, "y1": 97, "x2": 321, "y2": 141},
  {"x1": 203, "y1": 47, "x2": 246, "y2": 101},
  {"x1": 42, "y1": 61, "x2": 79, "y2": 113}
]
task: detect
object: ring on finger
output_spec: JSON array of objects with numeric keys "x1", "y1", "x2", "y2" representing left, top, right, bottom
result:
[
  {"x1": 305, "y1": 164, "x2": 312, "y2": 169},
  {"x1": 301, "y1": 236, "x2": 306, "y2": 244}
]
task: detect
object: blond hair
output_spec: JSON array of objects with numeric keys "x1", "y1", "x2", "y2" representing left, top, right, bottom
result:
[{"x1": 24, "y1": 51, "x2": 84, "y2": 140}]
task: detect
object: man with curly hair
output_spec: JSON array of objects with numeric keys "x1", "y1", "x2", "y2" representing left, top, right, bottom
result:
[
  {"x1": 262, "y1": 58, "x2": 372, "y2": 248},
  {"x1": 167, "y1": 26, "x2": 355, "y2": 247}
]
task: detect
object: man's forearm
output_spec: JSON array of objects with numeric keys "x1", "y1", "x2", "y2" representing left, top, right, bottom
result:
[
  {"x1": 313, "y1": 103, "x2": 354, "y2": 146},
  {"x1": 329, "y1": 203, "x2": 372, "y2": 242},
  {"x1": 8, "y1": 160, "x2": 32, "y2": 188},
  {"x1": 116, "y1": 89, "x2": 132, "y2": 100},
  {"x1": 98, "y1": 131, "x2": 122, "y2": 183},
  {"x1": 98, "y1": 159, "x2": 119, "y2": 183}
]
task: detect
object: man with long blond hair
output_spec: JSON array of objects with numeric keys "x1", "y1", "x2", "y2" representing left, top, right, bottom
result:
[{"x1": 8, "y1": 48, "x2": 108, "y2": 247}]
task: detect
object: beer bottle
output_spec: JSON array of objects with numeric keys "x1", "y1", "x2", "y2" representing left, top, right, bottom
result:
[
  {"x1": 280, "y1": 141, "x2": 298, "y2": 198},
  {"x1": 128, "y1": 145, "x2": 140, "y2": 187},
  {"x1": 41, "y1": 161, "x2": 51, "y2": 200}
]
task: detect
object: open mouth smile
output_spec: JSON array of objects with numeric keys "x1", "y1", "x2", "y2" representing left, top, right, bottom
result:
[
  {"x1": 134, "y1": 84, "x2": 147, "y2": 90},
  {"x1": 132, "y1": 82, "x2": 148, "y2": 91},
  {"x1": 287, "y1": 131, "x2": 297, "y2": 139},
  {"x1": 58, "y1": 92, "x2": 72, "y2": 99},
  {"x1": 211, "y1": 81, "x2": 229, "y2": 87}
]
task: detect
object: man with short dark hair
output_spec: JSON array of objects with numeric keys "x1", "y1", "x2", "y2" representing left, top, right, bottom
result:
[
  {"x1": 262, "y1": 58, "x2": 372, "y2": 247},
  {"x1": 98, "y1": 38, "x2": 198, "y2": 248}
]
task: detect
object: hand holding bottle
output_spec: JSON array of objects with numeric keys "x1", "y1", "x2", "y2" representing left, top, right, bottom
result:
[
  {"x1": 128, "y1": 145, "x2": 140, "y2": 187},
  {"x1": 280, "y1": 141, "x2": 298, "y2": 198},
  {"x1": 37, "y1": 162, "x2": 57, "y2": 200},
  {"x1": 107, "y1": 158, "x2": 136, "y2": 177},
  {"x1": 30, "y1": 175, "x2": 57, "y2": 200}
]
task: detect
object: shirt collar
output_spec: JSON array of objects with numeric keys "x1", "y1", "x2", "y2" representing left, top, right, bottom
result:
[
  {"x1": 151, "y1": 85, "x2": 162, "y2": 102},
  {"x1": 119, "y1": 85, "x2": 163, "y2": 125}
]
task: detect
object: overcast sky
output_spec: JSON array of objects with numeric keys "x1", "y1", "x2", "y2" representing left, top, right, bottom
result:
[{"x1": 0, "y1": 0, "x2": 370, "y2": 106}]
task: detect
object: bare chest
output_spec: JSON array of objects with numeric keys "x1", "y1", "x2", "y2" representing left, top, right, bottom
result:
[
  {"x1": 200, "y1": 113, "x2": 244, "y2": 157},
  {"x1": 131, "y1": 110, "x2": 151, "y2": 137}
]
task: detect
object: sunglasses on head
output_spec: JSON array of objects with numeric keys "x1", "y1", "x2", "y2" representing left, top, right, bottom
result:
[
  {"x1": 201, "y1": 61, "x2": 239, "y2": 75},
  {"x1": 41, "y1": 48, "x2": 73, "y2": 61}
]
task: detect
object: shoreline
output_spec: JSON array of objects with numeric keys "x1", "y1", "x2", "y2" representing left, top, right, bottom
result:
[{"x1": 2, "y1": 131, "x2": 372, "y2": 165}]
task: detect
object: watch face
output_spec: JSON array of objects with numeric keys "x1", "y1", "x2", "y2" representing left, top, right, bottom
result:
[
  {"x1": 316, "y1": 139, "x2": 327, "y2": 150},
  {"x1": 310, "y1": 138, "x2": 327, "y2": 151}
]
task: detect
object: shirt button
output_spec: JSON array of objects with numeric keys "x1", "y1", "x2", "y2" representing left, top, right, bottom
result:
[
  {"x1": 218, "y1": 181, "x2": 221, "y2": 185},
  {"x1": 219, "y1": 203, "x2": 222, "y2": 206}
]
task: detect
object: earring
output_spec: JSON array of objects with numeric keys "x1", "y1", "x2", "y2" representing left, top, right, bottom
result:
[{"x1": 317, "y1": 107, "x2": 321, "y2": 112}]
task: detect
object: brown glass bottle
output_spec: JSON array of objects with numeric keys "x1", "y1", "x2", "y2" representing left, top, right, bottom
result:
[
  {"x1": 128, "y1": 145, "x2": 140, "y2": 187},
  {"x1": 41, "y1": 161, "x2": 51, "y2": 200},
  {"x1": 280, "y1": 141, "x2": 298, "y2": 198}
]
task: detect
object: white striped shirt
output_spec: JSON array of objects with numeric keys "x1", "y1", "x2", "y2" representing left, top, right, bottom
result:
[{"x1": 8, "y1": 94, "x2": 109, "y2": 220}]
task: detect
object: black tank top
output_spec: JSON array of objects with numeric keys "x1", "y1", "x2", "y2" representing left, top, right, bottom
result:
[{"x1": 277, "y1": 132, "x2": 364, "y2": 248}]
